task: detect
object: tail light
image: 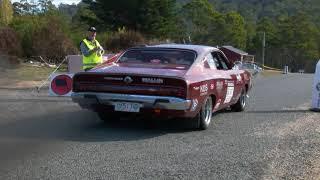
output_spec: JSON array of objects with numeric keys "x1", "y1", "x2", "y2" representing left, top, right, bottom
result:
[{"x1": 176, "y1": 88, "x2": 187, "y2": 98}]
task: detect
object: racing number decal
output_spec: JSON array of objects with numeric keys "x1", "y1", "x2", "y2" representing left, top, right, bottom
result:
[
  {"x1": 200, "y1": 84, "x2": 208, "y2": 96},
  {"x1": 224, "y1": 82, "x2": 234, "y2": 104}
]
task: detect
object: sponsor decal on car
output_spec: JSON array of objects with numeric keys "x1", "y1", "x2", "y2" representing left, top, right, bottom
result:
[
  {"x1": 216, "y1": 81, "x2": 224, "y2": 91},
  {"x1": 104, "y1": 77, "x2": 123, "y2": 81},
  {"x1": 142, "y1": 78, "x2": 164, "y2": 84},
  {"x1": 193, "y1": 86, "x2": 200, "y2": 91},
  {"x1": 210, "y1": 83, "x2": 215, "y2": 90},
  {"x1": 124, "y1": 76, "x2": 133, "y2": 84},
  {"x1": 224, "y1": 82, "x2": 234, "y2": 104},
  {"x1": 200, "y1": 84, "x2": 208, "y2": 96},
  {"x1": 227, "y1": 82, "x2": 234, "y2": 86}
]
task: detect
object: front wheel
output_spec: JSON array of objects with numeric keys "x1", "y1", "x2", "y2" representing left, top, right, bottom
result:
[
  {"x1": 193, "y1": 97, "x2": 213, "y2": 130},
  {"x1": 231, "y1": 88, "x2": 247, "y2": 112}
]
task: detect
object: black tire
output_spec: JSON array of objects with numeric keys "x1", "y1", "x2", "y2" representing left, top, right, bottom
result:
[
  {"x1": 193, "y1": 97, "x2": 213, "y2": 130},
  {"x1": 97, "y1": 111, "x2": 119, "y2": 122},
  {"x1": 231, "y1": 88, "x2": 247, "y2": 112}
]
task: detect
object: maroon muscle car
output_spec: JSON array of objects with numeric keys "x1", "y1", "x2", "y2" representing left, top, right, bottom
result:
[{"x1": 71, "y1": 44, "x2": 252, "y2": 130}]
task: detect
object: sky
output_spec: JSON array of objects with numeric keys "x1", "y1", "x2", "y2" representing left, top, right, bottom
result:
[
  {"x1": 52, "y1": 0, "x2": 81, "y2": 5},
  {"x1": 12, "y1": 0, "x2": 82, "y2": 6}
]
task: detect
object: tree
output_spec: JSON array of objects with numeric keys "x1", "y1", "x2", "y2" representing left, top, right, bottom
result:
[
  {"x1": 250, "y1": 17, "x2": 279, "y2": 67},
  {"x1": 83, "y1": 0, "x2": 143, "y2": 30},
  {"x1": 32, "y1": 16, "x2": 78, "y2": 63},
  {"x1": 83, "y1": 0, "x2": 178, "y2": 39},
  {"x1": 0, "y1": 0, "x2": 13, "y2": 25},
  {"x1": 178, "y1": 0, "x2": 217, "y2": 43},
  {"x1": 12, "y1": 0, "x2": 39, "y2": 15},
  {"x1": 276, "y1": 13, "x2": 319, "y2": 72},
  {"x1": 138, "y1": 0, "x2": 178, "y2": 38},
  {"x1": 222, "y1": 12, "x2": 246, "y2": 49},
  {"x1": 38, "y1": 0, "x2": 55, "y2": 13},
  {"x1": 177, "y1": 0, "x2": 246, "y2": 48}
]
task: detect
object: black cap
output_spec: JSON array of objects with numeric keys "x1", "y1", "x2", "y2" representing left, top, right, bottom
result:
[{"x1": 88, "y1": 27, "x2": 97, "y2": 32}]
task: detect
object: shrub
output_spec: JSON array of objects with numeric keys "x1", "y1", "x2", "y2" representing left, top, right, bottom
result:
[
  {"x1": 31, "y1": 16, "x2": 78, "y2": 64},
  {"x1": 0, "y1": 55, "x2": 20, "y2": 69},
  {"x1": 10, "y1": 15, "x2": 42, "y2": 57},
  {"x1": 0, "y1": 27, "x2": 22, "y2": 56},
  {"x1": 103, "y1": 29, "x2": 146, "y2": 52}
]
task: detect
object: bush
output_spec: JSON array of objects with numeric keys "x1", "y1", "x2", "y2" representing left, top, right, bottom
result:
[
  {"x1": 31, "y1": 16, "x2": 78, "y2": 64},
  {"x1": 10, "y1": 14, "x2": 79, "y2": 63},
  {"x1": 0, "y1": 55, "x2": 20, "y2": 69},
  {"x1": 103, "y1": 29, "x2": 146, "y2": 52},
  {"x1": 0, "y1": 27, "x2": 22, "y2": 56},
  {"x1": 10, "y1": 15, "x2": 42, "y2": 57}
]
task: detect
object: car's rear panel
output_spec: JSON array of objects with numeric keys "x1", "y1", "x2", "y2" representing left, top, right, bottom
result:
[{"x1": 73, "y1": 73, "x2": 188, "y2": 99}]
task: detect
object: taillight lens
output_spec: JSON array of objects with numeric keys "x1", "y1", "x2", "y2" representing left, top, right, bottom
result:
[{"x1": 176, "y1": 88, "x2": 186, "y2": 98}]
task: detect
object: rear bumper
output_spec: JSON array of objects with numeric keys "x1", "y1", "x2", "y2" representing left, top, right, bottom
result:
[{"x1": 71, "y1": 92, "x2": 192, "y2": 111}]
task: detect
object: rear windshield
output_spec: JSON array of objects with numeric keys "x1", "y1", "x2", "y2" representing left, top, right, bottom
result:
[{"x1": 118, "y1": 49, "x2": 197, "y2": 66}]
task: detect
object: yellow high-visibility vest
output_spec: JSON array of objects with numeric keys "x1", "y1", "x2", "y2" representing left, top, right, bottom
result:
[{"x1": 82, "y1": 39, "x2": 103, "y2": 70}]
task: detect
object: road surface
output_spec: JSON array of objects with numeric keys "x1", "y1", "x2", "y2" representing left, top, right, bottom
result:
[{"x1": 0, "y1": 73, "x2": 319, "y2": 179}]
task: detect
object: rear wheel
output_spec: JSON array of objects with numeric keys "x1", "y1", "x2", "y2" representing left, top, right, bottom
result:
[
  {"x1": 193, "y1": 97, "x2": 213, "y2": 130},
  {"x1": 231, "y1": 88, "x2": 247, "y2": 112}
]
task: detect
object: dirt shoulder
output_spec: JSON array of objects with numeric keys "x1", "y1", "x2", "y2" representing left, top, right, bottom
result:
[{"x1": 259, "y1": 104, "x2": 320, "y2": 179}]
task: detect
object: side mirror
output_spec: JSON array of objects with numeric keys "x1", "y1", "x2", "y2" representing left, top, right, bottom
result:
[
  {"x1": 232, "y1": 61, "x2": 242, "y2": 70},
  {"x1": 232, "y1": 63, "x2": 240, "y2": 70}
]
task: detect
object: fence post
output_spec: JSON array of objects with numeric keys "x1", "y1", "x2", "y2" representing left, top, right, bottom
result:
[{"x1": 283, "y1": 65, "x2": 289, "y2": 74}]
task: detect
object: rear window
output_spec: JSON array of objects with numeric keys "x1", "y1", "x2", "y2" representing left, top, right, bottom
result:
[{"x1": 118, "y1": 49, "x2": 197, "y2": 66}]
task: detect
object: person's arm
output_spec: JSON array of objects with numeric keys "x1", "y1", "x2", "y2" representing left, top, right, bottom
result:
[
  {"x1": 80, "y1": 41, "x2": 99, "y2": 57},
  {"x1": 94, "y1": 40, "x2": 104, "y2": 51}
]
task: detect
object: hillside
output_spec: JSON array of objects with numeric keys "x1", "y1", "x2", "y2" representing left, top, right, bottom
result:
[{"x1": 179, "y1": 0, "x2": 320, "y2": 23}]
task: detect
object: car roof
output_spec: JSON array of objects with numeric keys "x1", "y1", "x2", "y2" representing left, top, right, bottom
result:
[{"x1": 148, "y1": 44, "x2": 219, "y2": 55}]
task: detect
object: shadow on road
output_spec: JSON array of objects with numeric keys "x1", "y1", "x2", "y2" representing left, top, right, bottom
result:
[
  {"x1": 245, "y1": 110, "x2": 311, "y2": 114},
  {"x1": 0, "y1": 110, "x2": 196, "y2": 143},
  {"x1": 0, "y1": 98, "x2": 72, "y2": 103}
]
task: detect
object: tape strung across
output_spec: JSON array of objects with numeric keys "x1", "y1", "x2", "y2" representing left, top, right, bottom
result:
[{"x1": 263, "y1": 65, "x2": 282, "y2": 71}]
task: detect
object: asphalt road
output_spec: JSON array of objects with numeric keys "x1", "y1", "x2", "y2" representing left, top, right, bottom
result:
[{"x1": 0, "y1": 73, "x2": 319, "y2": 179}]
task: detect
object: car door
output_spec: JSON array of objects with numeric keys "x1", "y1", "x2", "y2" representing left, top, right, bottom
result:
[
  {"x1": 216, "y1": 51, "x2": 243, "y2": 104},
  {"x1": 208, "y1": 52, "x2": 234, "y2": 109}
]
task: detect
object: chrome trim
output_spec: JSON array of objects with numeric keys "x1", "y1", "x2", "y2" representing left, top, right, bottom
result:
[{"x1": 71, "y1": 92, "x2": 191, "y2": 111}]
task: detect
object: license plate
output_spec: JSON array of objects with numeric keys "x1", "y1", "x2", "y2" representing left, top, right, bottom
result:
[{"x1": 114, "y1": 102, "x2": 141, "y2": 112}]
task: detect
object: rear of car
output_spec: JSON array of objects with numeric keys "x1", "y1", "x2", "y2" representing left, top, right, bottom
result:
[{"x1": 71, "y1": 47, "x2": 197, "y2": 118}]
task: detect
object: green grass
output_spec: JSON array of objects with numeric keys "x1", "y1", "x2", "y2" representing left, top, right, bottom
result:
[{"x1": 3, "y1": 64, "x2": 68, "y2": 82}]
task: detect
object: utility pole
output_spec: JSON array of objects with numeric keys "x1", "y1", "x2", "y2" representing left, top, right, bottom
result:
[{"x1": 262, "y1": 32, "x2": 266, "y2": 70}]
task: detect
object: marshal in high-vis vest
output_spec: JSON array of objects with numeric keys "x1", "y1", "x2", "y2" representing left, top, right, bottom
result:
[{"x1": 80, "y1": 27, "x2": 104, "y2": 71}]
